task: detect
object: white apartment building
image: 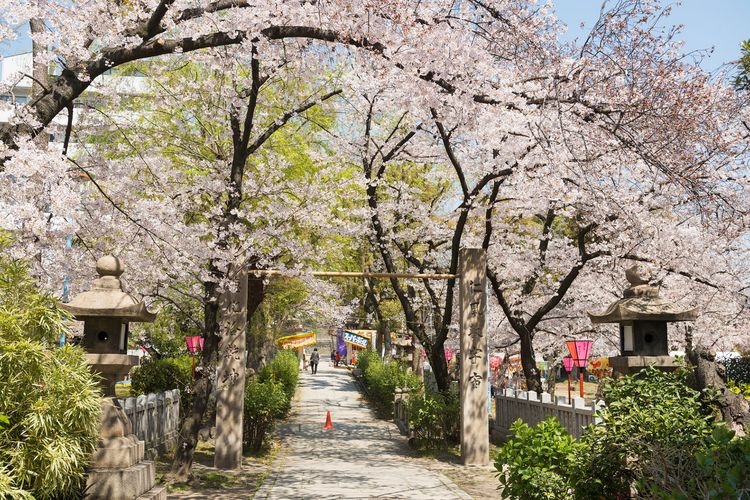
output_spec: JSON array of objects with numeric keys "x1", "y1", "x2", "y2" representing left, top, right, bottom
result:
[{"x1": 0, "y1": 51, "x2": 150, "y2": 145}]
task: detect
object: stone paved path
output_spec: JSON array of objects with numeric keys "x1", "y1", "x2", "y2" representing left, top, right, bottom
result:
[{"x1": 254, "y1": 362, "x2": 475, "y2": 499}]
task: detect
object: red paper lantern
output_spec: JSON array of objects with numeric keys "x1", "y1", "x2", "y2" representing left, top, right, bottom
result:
[
  {"x1": 566, "y1": 339, "x2": 593, "y2": 369},
  {"x1": 185, "y1": 335, "x2": 204, "y2": 354},
  {"x1": 562, "y1": 356, "x2": 574, "y2": 373},
  {"x1": 444, "y1": 349, "x2": 454, "y2": 363},
  {"x1": 565, "y1": 339, "x2": 593, "y2": 399}
]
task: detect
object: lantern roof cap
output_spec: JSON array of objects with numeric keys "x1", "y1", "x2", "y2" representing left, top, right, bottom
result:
[
  {"x1": 588, "y1": 266, "x2": 698, "y2": 324},
  {"x1": 61, "y1": 255, "x2": 156, "y2": 322}
]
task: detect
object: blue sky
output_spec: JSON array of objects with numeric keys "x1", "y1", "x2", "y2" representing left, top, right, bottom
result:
[
  {"x1": 554, "y1": 0, "x2": 749, "y2": 72},
  {"x1": 1, "y1": 1, "x2": 748, "y2": 71}
]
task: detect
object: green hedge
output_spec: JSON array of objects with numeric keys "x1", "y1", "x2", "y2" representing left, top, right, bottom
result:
[
  {"x1": 243, "y1": 350, "x2": 301, "y2": 452},
  {"x1": 259, "y1": 350, "x2": 299, "y2": 406},
  {"x1": 130, "y1": 355, "x2": 193, "y2": 418},
  {"x1": 358, "y1": 352, "x2": 421, "y2": 418},
  {"x1": 495, "y1": 366, "x2": 750, "y2": 498},
  {"x1": 243, "y1": 380, "x2": 288, "y2": 452},
  {"x1": 407, "y1": 391, "x2": 459, "y2": 450},
  {"x1": 495, "y1": 417, "x2": 581, "y2": 500}
]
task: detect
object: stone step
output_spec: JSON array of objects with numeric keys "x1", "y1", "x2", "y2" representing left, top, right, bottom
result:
[
  {"x1": 85, "y1": 461, "x2": 156, "y2": 499},
  {"x1": 137, "y1": 486, "x2": 167, "y2": 500}
]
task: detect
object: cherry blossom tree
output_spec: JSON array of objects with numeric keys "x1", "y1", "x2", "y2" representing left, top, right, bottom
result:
[
  {"x1": 324, "y1": 1, "x2": 750, "y2": 392},
  {"x1": 1, "y1": 0, "x2": 749, "y2": 462},
  {"x1": 64, "y1": 49, "x2": 357, "y2": 476}
]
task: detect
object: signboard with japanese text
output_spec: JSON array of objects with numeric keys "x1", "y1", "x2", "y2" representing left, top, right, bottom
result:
[{"x1": 342, "y1": 331, "x2": 369, "y2": 348}]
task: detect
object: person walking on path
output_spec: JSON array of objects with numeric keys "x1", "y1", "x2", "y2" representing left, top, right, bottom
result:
[
  {"x1": 309, "y1": 348, "x2": 320, "y2": 374},
  {"x1": 330, "y1": 350, "x2": 336, "y2": 367}
]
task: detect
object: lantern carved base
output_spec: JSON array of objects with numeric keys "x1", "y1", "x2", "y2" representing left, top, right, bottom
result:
[{"x1": 85, "y1": 399, "x2": 166, "y2": 500}]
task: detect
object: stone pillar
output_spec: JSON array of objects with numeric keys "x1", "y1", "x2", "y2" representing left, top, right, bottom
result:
[
  {"x1": 214, "y1": 266, "x2": 249, "y2": 470},
  {"x1": 459, "y1": 248, "x2": 489, "y2": 466}
]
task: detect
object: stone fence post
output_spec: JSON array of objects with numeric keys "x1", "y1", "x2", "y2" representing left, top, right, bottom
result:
[
  {"x1": 494, "y1": 389, "x2": 601, "y2": 439},
  {"x1": 119, "y1": 390, "x2": 181, "y2": 458}
]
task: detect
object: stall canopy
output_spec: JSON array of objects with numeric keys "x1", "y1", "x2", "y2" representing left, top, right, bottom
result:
[{"x1": 276, "y1": 331, "x2": 317, "y2": 350}]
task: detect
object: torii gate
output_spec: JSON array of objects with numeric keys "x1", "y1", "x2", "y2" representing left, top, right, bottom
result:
[{"x1": 213, "y1": 248, "x2": 488, "y2": 469}]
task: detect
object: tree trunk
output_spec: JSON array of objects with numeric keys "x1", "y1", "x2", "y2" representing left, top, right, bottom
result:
[
  {"x1": 171, "y1": 283, "x2": 220, "y2": 480},
  {"x1": 428, "y1": 341, "x2": 450, "y2": 394},
  {"x1": 518, "y1": 328, "x2": 542, "y2": 392},
  {"x1": 688, "y1": 346, "x2": 750, "y2": 436}
]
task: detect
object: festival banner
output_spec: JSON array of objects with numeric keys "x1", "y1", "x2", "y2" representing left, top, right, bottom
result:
[{"x1": 276, "y1": 331, "x2": 317, "y2": 350}]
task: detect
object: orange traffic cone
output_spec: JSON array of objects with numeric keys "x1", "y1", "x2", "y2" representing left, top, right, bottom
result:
[{"x1": 324, "y1": 410, "x2": 334, "y2": 430}]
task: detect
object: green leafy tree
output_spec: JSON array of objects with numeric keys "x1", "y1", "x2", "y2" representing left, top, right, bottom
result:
[
  {"x1": 735, "y1": 39, "x2": 750, "y2": 91},
  {"x1": 243, "y1": 380, "x2": 287, "y2": 452},
  {"x1": 79, "y1": 58, "x2": 345, "y2": 478}
]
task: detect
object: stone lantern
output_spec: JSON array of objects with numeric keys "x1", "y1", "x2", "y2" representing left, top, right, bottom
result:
[
  {"x1": 62, "y1": 256, "x2": 165, "y2": 500},
  {"x1": 588, "y1": 266, "x2": 697, "y2": 375},
  {"x1": 62, "y1": 255, "x2": 155, "y2": 396}
]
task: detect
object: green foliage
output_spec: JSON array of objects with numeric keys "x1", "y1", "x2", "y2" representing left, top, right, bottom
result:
[
  {"x1": 728, "y1": 379, "x2": 750, "y2": 398},
  {"x1": 244, "y1": 350, "x2": 302, "y2": 452},
  {"x1": 495, "y1": 366, "x2": 750, "y2": 498},
  {"x1": 0, "y1": 256, "x2": 70, "y2": 345},
  {"x1": 243, "y1": 379, "x2": 288, "y2": 452},
  {"x1": 735, "y1": 39, "x2": 750, "y2": 91},
  {"x1": 0, "y1": 248, "x2": 103, "y2": 499},
  {"x1": 358, "y1": 352, "x2": 421, "y2": 418},
  {"x1": 495, "y1": 417, "x2": 581, "y2": 500},
  {"x1": 0, "y1": 342, "x2": 103, "y2": 499},
  {"x1": 648, "y1": 424, "x2": 750, "y2": 499},
  {"x1": 574, "y1": 366, "x2": 713, "y2": 498},
  {"x1": 407, "y1": 391, "x2": 459, "y2": 450},
  {"x1": 356, "y1": 351, "x2": 378, "y2": 375},
  {"x1": 259, "y1": 350, "x2": 300, "y2": 414},
  {"x1": 130, "y1": 356, "x2": 194, "y2": 416}
]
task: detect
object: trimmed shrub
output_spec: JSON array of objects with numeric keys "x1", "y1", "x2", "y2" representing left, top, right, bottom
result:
[
  {"x1": 243, "y1": 350, "x2": 302, "y2": 452},
  {"x1": 130, "y1": 355, "x2": 193, "y2": 417},
  {"x1": 359, "y1": 355, "x2": 421, "y2": 418},
  {"x1": 243, "y1": 379, "x2": 288, "y2": 452},
  {"x1": 495, "y1": 365, "x2": 750, "y2": 498},
  {"x1": 574, "y1": 366, "x2": 713, "y2": 498},
  {"x1": 495, "y1": 417, "x2": 581, "y2": 500},
  {"x1": 408, "y1": 391, "x2": 459, "y2": 450},
  {"x1": 356, "y1": 351, "x2": 378, "y2": 375},
  {"x1": 648, "y1": 424, "x2": 750, "y2": 499},
  {"x1": 0, "y1": 342, "x2": 103, "y2": 499},
  {"x1": 259, "y1": 350, "x2": 299, "y2": 409}
]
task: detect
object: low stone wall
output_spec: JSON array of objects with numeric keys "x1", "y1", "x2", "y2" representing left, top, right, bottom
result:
[
  {"x1": 494, "y1": 388, "x2": 603, "y2": 439},
  {"x1": 118, "y1": 389, "x2": 180, "y2": 458},
  {"x1": 393, "y1": 387, "x2": 413, "y2": 436}
]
